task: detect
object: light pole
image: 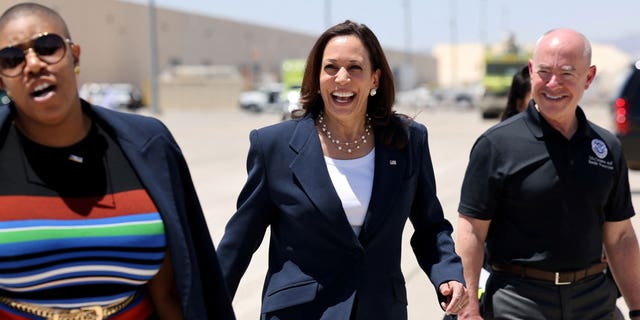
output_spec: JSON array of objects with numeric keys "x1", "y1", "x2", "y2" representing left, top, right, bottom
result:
[
  {"x1": 148, "y1": 0, "x2": 160, "y2": 114},
  {"x1": 324, "y1": 0, "x2": 331, "y2": 29},
  {"x1": 480, "y1": 0, "x2": 488, "y2": 47},
  {"x1": 403, "y1": 0, "x2": 412, "y2": 66},
  {"x1": 450, "y1": 0, "x2": 458, "y2": 87}
]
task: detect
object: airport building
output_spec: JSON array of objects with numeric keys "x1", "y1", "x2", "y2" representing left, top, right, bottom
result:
[
  {"x1": 0, "y1": 0, "x2": 436, "y2": 109},
  {"x1": 1, "y1": 0, "x2": 630, "y2": 109}
]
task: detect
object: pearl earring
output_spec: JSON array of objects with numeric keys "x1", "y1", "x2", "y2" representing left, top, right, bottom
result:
[{"x1": 370, "y1": 88, "x2": 377, "y2": 97}]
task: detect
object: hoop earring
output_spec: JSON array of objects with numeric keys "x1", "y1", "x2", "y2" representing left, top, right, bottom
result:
[
  {"x1": 370, "y1": 88, "x2": 377, "y2": 97},
  {"x1": 74, "y1": 65, "x2": 80, "y2": 75}
]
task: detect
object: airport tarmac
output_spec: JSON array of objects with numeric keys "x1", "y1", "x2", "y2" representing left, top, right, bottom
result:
[{"x1": 147, "y1": 103, "x2": 640, "y2": 319}]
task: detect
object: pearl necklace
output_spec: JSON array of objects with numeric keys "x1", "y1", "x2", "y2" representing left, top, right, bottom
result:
[{"x1": 317, "y1": 111, "x2": 372, "y2": 154}]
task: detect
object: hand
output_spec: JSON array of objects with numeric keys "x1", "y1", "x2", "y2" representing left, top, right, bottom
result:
[
  {"x1": 439, "y1": 281, "x2": 468, "y2": 315},
  {"x1": 458, "y1": 306, "x2": 484, "y2": 320},
  {"x1": 457, "y1": 288, "x2": 483, "y2": 320}
]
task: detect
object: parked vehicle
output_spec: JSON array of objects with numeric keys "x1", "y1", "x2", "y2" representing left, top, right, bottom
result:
[
  {"x1": 480, "y1": 58, "x2": 528, "y2": 118},
  {"x1": 281, "y1": 85, "x2": 301, "y2": 120},
  {"x1": 239, "y1": 83, "x2": 284, "y2": 113},
  {"x1": 79, "y1": 83, "x2": 143, "y2": 111},
  {"x1": 433, "y1": 88, "x2": 476, "y2": 109},
  {"x1": 239, "y1": 60, "x2": 304, "y2": 118},
  {"x1": 280, "y1": 59, "x2": 305, "y2": 119},
  {"x1": 612, "y1": 60, "x2": 640, "y2": 170},
  {"x1": 396, "y1": 87, "x2": 437, "y2": 109},
  {"x1": 479, "y1": 35, "x2": 530, "y2": 119}
]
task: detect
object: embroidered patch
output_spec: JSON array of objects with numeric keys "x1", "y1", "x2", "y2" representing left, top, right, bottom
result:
[{"x1": 591, "y1": 139, "x2": 608, "y2": 159}]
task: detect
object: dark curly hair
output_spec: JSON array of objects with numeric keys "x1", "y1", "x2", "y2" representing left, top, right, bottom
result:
[{"x1": 293, "y1": 20, "x2": 409, "y2": 150}]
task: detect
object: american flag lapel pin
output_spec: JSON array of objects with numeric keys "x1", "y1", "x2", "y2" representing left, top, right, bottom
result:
[{"x1": 389, "y1": 160, "x2": 397, "y2": 165}]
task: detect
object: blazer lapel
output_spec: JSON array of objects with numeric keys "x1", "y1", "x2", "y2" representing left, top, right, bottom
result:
[
  {"x1": 289, "y1": 115, "x2": 359, "y2": 244},
  {"x1": 359, "y1": 136, "x2": 407, "y2": 243},
  {"x1": 91, "y1": 106, "x2": 181, "y2": 238},
  {"x1": 119, "y1": 138, "x2": 178, "y2": 222}
]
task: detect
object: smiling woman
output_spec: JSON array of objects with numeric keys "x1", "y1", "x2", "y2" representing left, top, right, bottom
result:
[
  {"x1": 217, "y1": 20, "x2": 468, "y2": 320},
  {"x1": 0, "y1": 3, "x2": 234, "y2": 320}
]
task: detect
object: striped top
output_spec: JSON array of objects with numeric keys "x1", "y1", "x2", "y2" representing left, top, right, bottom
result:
[{"x1": 0, "y1": 121, "x2": 165, "y2": 318}]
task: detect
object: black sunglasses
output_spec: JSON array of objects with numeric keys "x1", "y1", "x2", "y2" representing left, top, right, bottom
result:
[{"x1": 0, "y1": 33, "x2": 73, "y2": 78}]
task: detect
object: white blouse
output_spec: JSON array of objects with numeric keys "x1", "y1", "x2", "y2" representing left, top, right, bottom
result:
[{"x1": 324, "y1": 149, "x2": 375, "y2": 236}]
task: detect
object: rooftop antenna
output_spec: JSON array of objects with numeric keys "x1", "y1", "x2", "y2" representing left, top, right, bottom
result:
[{"x1": 148, "y1": 0, "x2": 160, "y2": 114}]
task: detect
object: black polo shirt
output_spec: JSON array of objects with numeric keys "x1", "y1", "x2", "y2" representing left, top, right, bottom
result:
[{"x1": 459, "y1": 102, "x2": 635, "y2": 271}]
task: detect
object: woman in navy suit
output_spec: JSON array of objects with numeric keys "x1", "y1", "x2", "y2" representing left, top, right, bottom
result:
[{"x1": 217, "y1": 20, "x2": 467, "y2": 319}]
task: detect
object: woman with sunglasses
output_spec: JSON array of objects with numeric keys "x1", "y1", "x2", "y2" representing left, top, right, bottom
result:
[{"x1": 0, "y1": 3, "x2": 234, "y2": 320}]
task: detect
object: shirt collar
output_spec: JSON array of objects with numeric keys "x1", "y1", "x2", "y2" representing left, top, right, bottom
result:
[{"x1": 523, "y1": 100, "x2": 589, "y2": 140}]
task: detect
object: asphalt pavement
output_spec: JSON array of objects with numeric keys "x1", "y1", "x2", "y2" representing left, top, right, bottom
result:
[{"x1": 146, "y1": 103, "x2": 640, "y2": 319}]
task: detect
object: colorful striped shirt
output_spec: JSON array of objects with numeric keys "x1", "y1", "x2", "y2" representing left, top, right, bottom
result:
[{"x1": 0, "y1": 122, "x2": 165, "y2": 318}]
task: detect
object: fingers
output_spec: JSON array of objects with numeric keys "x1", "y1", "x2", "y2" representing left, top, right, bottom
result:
[
  {"x1": 441, "y1": 281, "x2": 468, "y2": 315},
  {"x1": 444, "y1": 299, "x2": 468, "y2": 315},
  {"x1": 439, "y1": 282, "x2": 453, "y2": 296}
]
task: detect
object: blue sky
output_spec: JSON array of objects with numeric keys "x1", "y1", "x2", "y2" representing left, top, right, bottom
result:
[{"x1": 123, "y1": 0, "x2": 640, "y2": 53}]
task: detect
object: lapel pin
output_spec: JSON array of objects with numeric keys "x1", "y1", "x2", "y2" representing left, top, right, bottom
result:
[{"x1": 389, "y1": 160, "x2": 397, "y2": 165}]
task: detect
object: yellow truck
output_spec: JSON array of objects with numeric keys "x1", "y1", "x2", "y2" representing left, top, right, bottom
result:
[
  {"x1": 479, "y1": 51, "x2": 529, "y2": 119},
  {"x1": 281, "y1": 59, "x2": 306, "y2": 114}
]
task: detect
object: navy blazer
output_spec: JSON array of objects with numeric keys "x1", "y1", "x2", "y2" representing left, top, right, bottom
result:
[
  {"x1": 0, "y1": 102, "x2": 235, "y2": 320},
  {"x1": 218, "y1": 113, "x2": 463, "y2": 320}
]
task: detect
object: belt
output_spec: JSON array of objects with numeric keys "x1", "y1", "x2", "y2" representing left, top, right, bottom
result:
[
  {"x1": 0, "y1": 293, "x2": 137, "y2": 320},
  {"x1": 491, "y1": 262, "x2": 607, "y2": 285}
]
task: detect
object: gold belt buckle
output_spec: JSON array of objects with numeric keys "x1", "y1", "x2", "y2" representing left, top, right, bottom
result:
[
  {"x1": 80, "y1": 305, "x2": 104, "y2": 320},
  {"x1": 554, "y1": 272, "x2": 571, "y2": 285},
  {"x1": 55, "y1": 305, "x2": 104, "y2": 320}
]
